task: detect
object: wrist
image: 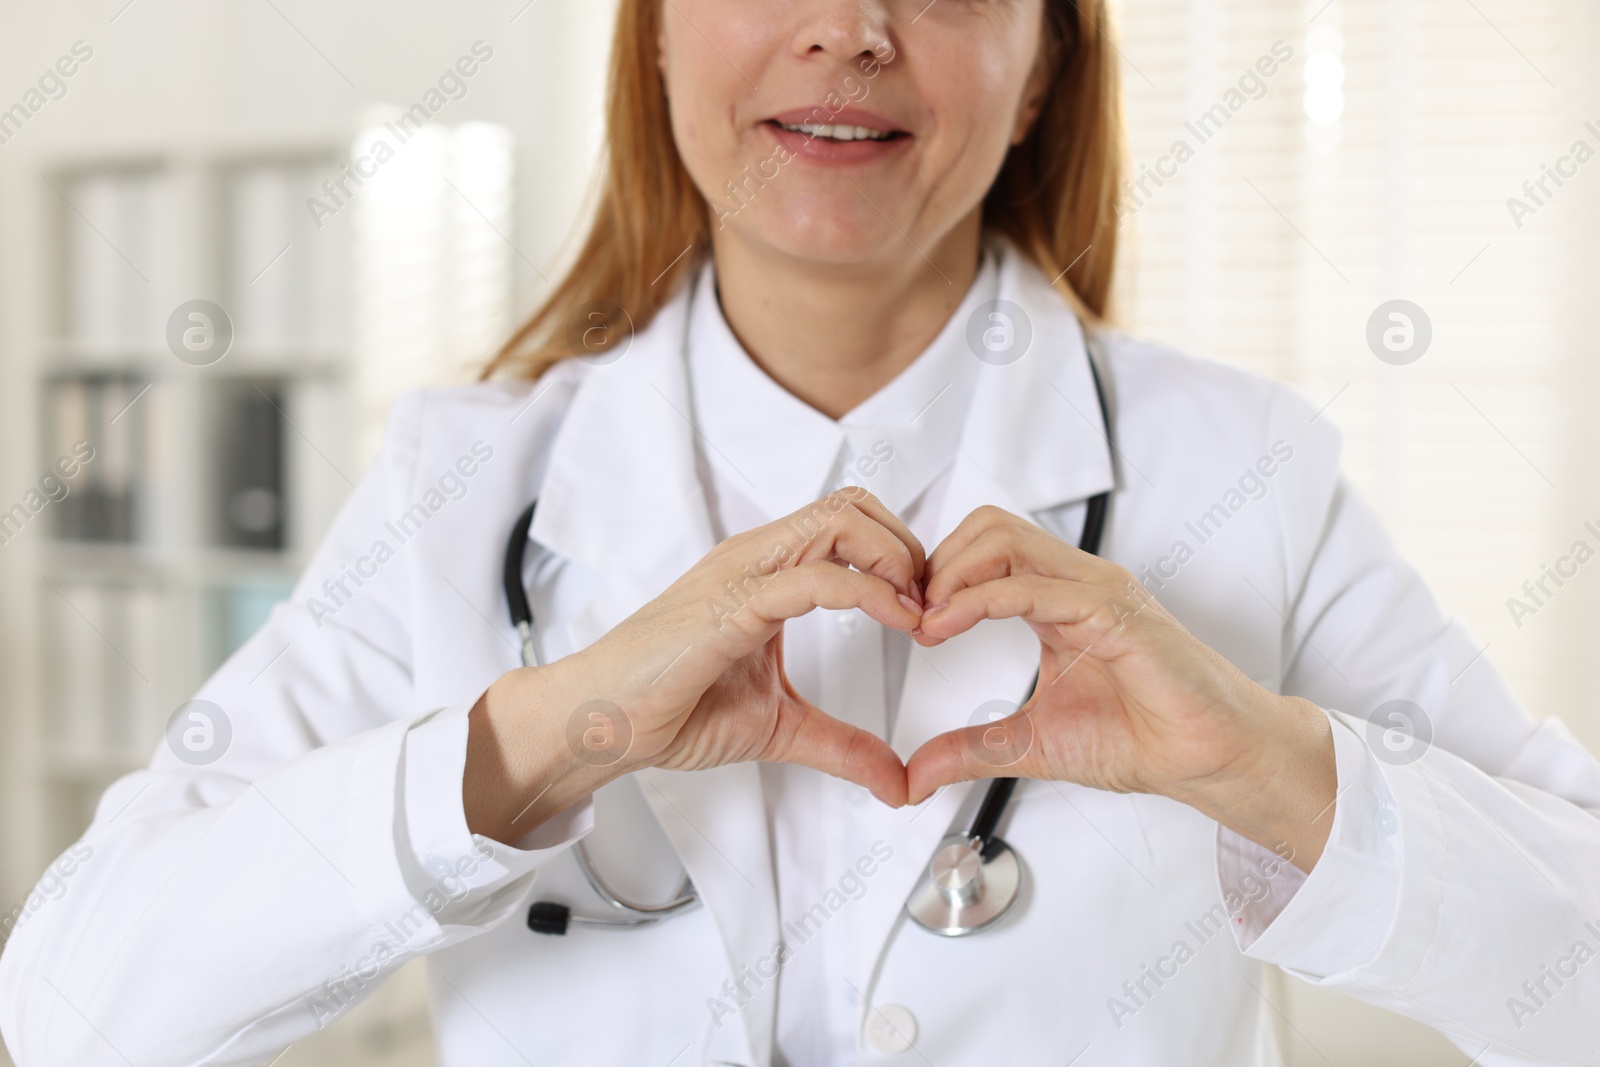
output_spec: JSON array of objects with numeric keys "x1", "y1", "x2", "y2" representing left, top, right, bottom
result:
[
  {"x1": 464, "y1": 656, "x2": 633, "y2": 843},
  {"x1": 1171, "y1": 695, "x2": 1337, "y2": 873}
]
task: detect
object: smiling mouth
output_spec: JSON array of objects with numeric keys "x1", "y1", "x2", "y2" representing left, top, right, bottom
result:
[{"x1": 767, "y1": 119, "x2": 906, "y2": 143}]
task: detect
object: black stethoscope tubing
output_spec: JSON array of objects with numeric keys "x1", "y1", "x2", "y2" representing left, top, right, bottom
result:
[{"x1": 967, "y1": 353, "x2": 1109, "y2": 858}]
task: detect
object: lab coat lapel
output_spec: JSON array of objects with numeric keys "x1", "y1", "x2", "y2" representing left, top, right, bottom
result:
[
  {"x1": 848, "y1": 250, "x2": 1117, "y2": 1010},
  {"x1": 529, "y1": 278, "x2": 782, "y2": 1067},
  {"x1": 530, "y1": 288, "x2": 717, "y2": 652}
]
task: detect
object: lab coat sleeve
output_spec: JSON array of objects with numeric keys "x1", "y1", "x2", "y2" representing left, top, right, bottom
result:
[
  {"x1": 1214, "y1": 708, "x2": 1402, "y2": 974},
  {"x1": 400, "y1": 698, "x2": 594, "y2": 926},
  {"x1": 1214, "y1": 385, "x2": 1600, "y2": 1065},
  {"x1": 0, "y1": 390, "x2": 591, "y2": 1067}
]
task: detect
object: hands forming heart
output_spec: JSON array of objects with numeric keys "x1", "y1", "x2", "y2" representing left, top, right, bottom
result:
[{"x1": 471, "y1": 487, "x2": 1335, "y2": 868}]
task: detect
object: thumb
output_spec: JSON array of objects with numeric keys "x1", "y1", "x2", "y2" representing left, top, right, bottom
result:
[
  {"x1": 905, "y1": 707, "x2": 1040, "y2": 805},
  {"x1": 766, "y1": 697, "x2": 909, "y2": 808}
]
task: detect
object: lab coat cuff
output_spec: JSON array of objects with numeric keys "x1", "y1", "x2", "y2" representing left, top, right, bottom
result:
[
  {"x1": 401, "y1": 697, "x2": 594, "y2": 921},
  {"x1": 1218, "y1": 707, "x2": 1403, "y2": 977}
]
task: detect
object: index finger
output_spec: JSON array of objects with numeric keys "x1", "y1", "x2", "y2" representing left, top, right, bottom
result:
[
  {"x1": 925, "y1": 505, "x2": 1033, "y2": 583},
  {"x1": 924, "y1": 519, "x2": 1118, "y2": 609},
  {"x1": 829, "y1": 486, "x2": 926, "y2": 582},
  {"x1": 777, "y1": 487, "x2": 926, "y2": 590}
]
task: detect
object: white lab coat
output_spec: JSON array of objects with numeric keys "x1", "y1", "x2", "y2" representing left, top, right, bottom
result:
[{"x1": 4, "y1": 244, "x2": 1600, "y2": 1067}]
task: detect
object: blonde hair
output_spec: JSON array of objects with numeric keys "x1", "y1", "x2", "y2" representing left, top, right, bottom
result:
[{"x1": 482, "y1": 0, "x2": 1123, "y2": 381}]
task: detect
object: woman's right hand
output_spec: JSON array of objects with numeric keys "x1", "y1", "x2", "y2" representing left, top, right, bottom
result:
[{"x1": 464, "y1": 487, "x2": 926, "y2": 841}]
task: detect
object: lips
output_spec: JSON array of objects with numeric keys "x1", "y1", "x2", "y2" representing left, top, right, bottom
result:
[
  {"x1": 761, "y1": 106, "x2": 911, "y2": 163},
  {"x1": 771, "y1": 120, "x2": 897, "y2": 142},
  {"x1": 764, "y1": 106, "x2": 909, "y2": 143}
]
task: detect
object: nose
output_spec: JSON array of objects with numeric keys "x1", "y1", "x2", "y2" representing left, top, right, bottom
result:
[{"x1": 793, "y1": 0, "x2": 891, "y2": 62}]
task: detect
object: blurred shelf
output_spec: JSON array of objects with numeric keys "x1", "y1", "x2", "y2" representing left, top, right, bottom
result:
[
  {"x1": 41, "y1": 541, "x2": 309, "y2": 582},
  {"x1": 39, "y1": 340, "x2": 166, "y2": 372},
  {"x1": 21, "y1": 149, "x2": 354, "y2": 868},
  {"x1": 41, "y1": 338, "x2": 348, "y2": 379},
  {"x1": 40, "y1": 540, "x2": 169, "y2": 579}
]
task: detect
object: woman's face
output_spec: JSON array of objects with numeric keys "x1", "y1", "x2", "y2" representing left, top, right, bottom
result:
[{"x1": 659, "y1": 0, "x2": 1052, "y2": 268}]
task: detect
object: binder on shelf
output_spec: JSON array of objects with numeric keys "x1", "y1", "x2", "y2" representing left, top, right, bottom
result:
[
  {"x1": 47, "y1": 580, "x2": 165, "y2": 762},
  {"x1": 230, "y1": 165, "x2": 308, "y2": 345},
  {"x1": 46, "y1": 374, "x2": 146, "y2": 544},
  {"x1": 96, "y1": 376, "x2": 138, "y2": 543},
  {"x1": 211, "y1": 380, "x2": 287, "y2": 550},
  {"x1": 305, "y1": 159, "x2": 350, "y2": 345},
  {"x1": 99, "y1": 582, "x2": 138, "y2": 756},
  {"x1": 64, "y1": 170, "x2": 156, "y2": 346},
  {"x1": 122, "y1": 584, "x2": 167, "y2": 756},
  {"x1": 47, "y1": 376, "x2": 91, "y2": 540},
  {"x1": 47, "y1": 581, "x2": 112, "y2": 756},
  {"x1": 227, "y1": 159, "x2": 348, "y2": 350}
]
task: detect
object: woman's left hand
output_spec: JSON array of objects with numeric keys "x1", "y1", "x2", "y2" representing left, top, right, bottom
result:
[{"x1": 904, "y1": 506, "x2": 1338, "y2": 872}]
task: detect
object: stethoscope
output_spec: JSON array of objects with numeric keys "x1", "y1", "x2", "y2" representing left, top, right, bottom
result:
[
  {"x1": 511, "y1": 347, "x2": 1112, "y2": 939},
  {"x1": 505, "y1": 502, "x2": 700, "y2": 935},
  {"x1": 901, "y1": 354, "x2": 1110, "y2": 936}
]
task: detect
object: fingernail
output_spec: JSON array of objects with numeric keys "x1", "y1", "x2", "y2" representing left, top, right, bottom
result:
[
  {"x1": 922, "y1": 602, "x2": 947, "y2": 622},
  {"x1": 897, "y1": 593, "x2": 920, "y2": 614}
]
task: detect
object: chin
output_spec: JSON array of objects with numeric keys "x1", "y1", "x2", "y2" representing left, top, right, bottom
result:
[{"x1": 725, "y1": 194, "x2": 911, "y2": 270}]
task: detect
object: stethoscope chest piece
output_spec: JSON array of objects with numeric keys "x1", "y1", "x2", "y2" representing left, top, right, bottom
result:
[{"x1": 905, "y1": 832, "x2": 1023, "y2": 937}]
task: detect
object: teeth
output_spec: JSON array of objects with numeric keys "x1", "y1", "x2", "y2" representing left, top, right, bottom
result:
[{"x1": 778, "y1": 121, "x2": 894, "y2": 142}]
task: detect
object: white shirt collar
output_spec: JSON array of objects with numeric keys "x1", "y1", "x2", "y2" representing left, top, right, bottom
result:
[{"x1": 685, "y1": 247, "x2": 1000, "y2": 522}]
